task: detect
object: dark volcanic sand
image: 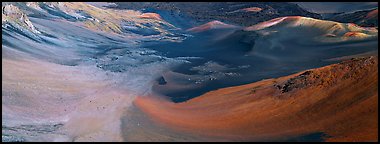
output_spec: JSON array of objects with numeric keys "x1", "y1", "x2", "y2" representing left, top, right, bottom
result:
[{"x1": 143, "y1": 29, "x2": 378, "y2": 102}]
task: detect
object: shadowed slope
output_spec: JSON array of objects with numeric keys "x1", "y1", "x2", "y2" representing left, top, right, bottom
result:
[
  {"x1": 328, "y1": 8, "x2": 378, "y2": 27},
  {"x1": 113, "y1": 2, "x2": 321, "y2": 27}
]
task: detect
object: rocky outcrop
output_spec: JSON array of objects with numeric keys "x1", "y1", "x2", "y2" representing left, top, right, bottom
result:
[
  {"x1": 2, "y1": 4, "x2": 40, "y2": 34},
  {"x1": 274, "y1": 56, "x2": 377, "y2": 94},
  {"x1": 274, "y1": 70, "x2": 314, "y2": 93}
]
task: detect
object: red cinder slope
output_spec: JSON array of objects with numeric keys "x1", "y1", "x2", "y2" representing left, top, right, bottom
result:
[
  {"x1": 186, "y1": 20, "x2": 238, "y2": 33},
  {"x1": 135, "y1": 56, "x2": 378, "y2": 142}
]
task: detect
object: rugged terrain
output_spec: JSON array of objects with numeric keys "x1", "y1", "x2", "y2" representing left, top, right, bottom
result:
[
  {"x1": 112, "y1": 2, "x2": 321, "y2": 27},
  {"x1": 2, "y1": 2, "x2": 378, "y2": 142}
]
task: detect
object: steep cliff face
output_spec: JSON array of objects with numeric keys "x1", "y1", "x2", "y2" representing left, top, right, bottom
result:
[{"x1": 135, "y1": 56, "x2": 378, "y2": 142}]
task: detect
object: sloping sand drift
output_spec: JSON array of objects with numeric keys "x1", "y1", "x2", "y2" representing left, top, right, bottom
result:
[
  {"x1": 187, "y1": 20, "x2": 238, "y2": 33},
  {"x1": 135, "y1": 56, "x2": 378, "y2": 142}
]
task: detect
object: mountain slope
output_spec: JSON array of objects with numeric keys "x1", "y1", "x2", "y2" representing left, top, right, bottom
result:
[
  {"x1": 113, "y1": 2, "x2": 321, "y2": 27},
  {"x1": 146, "y1": 16, "x2": 378, "y2": 103},
  {"x1": 3, "y1": 2, "x2": 183, "y2": 39},
  {"x1": 244, "y1": 16, "x2": 377, "y2": 42},
  {"x1": 328, "y1": 8, "x2": 378, "y2": 27},
  {"x1": 2, "y1": 4, "x2": 42, "y2": 42},
  {"x1": 2, "y1": 2, "x2": 378, "y2": 142},
  {"x1": 2, "y1": 2, "x2": 190, "y2": 142},
  {"x1": 235, "y1": 16, "x2": 378, "y2": 60},
  {"x1": 135, "y1": 56, "x2": 378, "y2": 142},
  {"x1": 186, "y1": 20, "x2": 238, "y2": 33}
]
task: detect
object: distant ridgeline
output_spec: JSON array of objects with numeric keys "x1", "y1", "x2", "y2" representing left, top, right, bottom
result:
[
  {"x1": 111, "y1": 2, "x2": 322, "y2": 27},
  {"x1": 327, "y1": 8, "x2": 378, "y2": 27}
]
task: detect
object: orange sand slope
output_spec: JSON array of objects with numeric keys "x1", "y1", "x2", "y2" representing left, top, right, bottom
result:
[
  {"x1": 138, "y1": 13, "x2": 163, "y2": 21},
  {"x1": 241, "y1": 7, "x2": 262, "y2": 12},
  {"x1": 186, "y1": 20, "x2": 238, "y2": 33},
  {"x1": 366, "y1": 9, "x2": 378, "y2": 20},
  {"x1": 135, "y1": 56, "x2": 378, "y2": 142}
]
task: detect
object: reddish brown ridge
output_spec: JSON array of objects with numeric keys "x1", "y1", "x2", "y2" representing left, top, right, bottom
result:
[{"x1": 134, "y1": 56, "x2": 378, "y2": 142}]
